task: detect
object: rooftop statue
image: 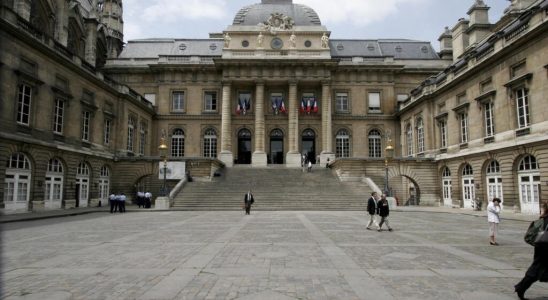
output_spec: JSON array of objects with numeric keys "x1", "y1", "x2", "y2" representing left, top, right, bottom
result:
[{"x1": 260, "y1": 13, "x2": 295, "y2": 35}]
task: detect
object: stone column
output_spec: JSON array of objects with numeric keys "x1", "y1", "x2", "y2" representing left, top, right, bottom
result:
[
  {"x1": 252, "y1": 81, "x2": 267, "y2": 167},
  {"x1": 321, "y1": 81, "x2": 335, "y2": 164},
  {"x1": 219, "y1": 82, "x2": 233, "y2": 167},
  {"x1": 55, "y1": 0, "x2": 69, "y2": 45},
  {"x1": 286, "y1": 81, "x2": 301, "y2": 167}
]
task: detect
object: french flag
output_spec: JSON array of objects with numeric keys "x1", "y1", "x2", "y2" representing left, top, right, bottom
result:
[
  {"x1": 236, "y1": 101, "x2": 241, "y2": 114},
  {"x1": 312, "y1": 99, "x2": 318, "y2": 113},
  {"x1": 280, "y1": 99, "x2": 287, "y2": 113},
  {"x1": 300, "y1": 99, "x2": 306, "y2": 113},
  {"x1": 306, "y1": 99, "x2": 312, "y2": 113}
]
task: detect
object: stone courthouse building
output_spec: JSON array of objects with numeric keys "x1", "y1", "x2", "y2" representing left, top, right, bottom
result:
[{"x1": 1, "y1": 0, "x2": 547, "y2": 214}]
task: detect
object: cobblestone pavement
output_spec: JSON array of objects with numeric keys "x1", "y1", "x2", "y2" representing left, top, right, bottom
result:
[{"x1": 1, "y1": 211, "x2": 547, "y2": 300}]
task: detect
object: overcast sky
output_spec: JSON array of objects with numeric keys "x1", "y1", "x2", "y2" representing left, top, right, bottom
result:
[{"x1": 123, "y1": 0, "x2": 509, "y2": 51}]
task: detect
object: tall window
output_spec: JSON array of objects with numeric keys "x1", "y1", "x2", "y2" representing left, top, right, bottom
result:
[
  {"x1": 127, "y1": 116, "x2": 136, "y2": 152},
  {"x1": 52, "y1": 99, "x2": 65, "y2": 134},
  {"x1": 439, "y1": 119, "x2": 447, "y2": 148},
  {"x1": 406, "y1": 124, "x2": 413, "y2": 157},
  {"x1": 172, "y1": 91, "x2": 185, "y2": 112},
  {"x1": 459, "y1": 113, "x2": 468, "y2": 144},
  {"x1": 104, "y1": 119, "x2": 111, "y2": 145},
  {"x1": 76, "y1": 162, "x2": 90, "y2": 207},
  {"x1": 416, "y1": 118, "x2": 425, "y2": 153},
  {"x1": 203, "y1": 128, "x2": 218, "y2": 158},
  {"x1": 486, "y1": 160, "x2": 503, "y2": 204},
  {"x1": 335, "y1": 92, "x2": 349, "y2": 112},
  {"x1": 4, "y1": 153, "x2": 32, "y2": 210},
  {"x1": 335, "y1": 129, "x2": 350, "y2": 158},
  {"x1": 17, "y1": 84, "x2": 32, "y2": 125},
  {"x1": 139, "y1": 121, "x2": 147, "y2": 155},
  {"x1": 45, "y1": 158, "x2": 63, "y2": 209},
  {"x1": 484, "y1": 101, "x2": 495, "y2": 137},
  {"x1": 442, "y1": 167, "x2": 452, "y2": 207},
  {"x1": 518, "y1": 155, "x2": 540, "y2": 214},
  {"x1": 81, "y1": 111, "x2": 91, "y2": 141},
  {"x1": 462, "y1": 164, "x2": 475, "y2": 209},
  {"x1": 368, "y1": 92, "x2": 381, "y2": 113},
  {"x1": 204, "y1": 91, "x2": 217, "y2": 111},
  {"x1": 516, "y1": 88, "x2": 530, "y2": 128},
  {"x1": 368, "y1": 129, "x2": 382, "y2": 158},
  {"x1": 171, "y1": 129, "x2": 185, "y2": 157},
  {"x1": 99, "y1": 166, "x2": 110, "y2": 203}
]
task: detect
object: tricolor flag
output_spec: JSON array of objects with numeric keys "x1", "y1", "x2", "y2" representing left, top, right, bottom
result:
[
  {"x1": 312, "y1": 99, "x2": 318, "y2": 113},
  {"x1": 300, "y1": 99, "x2": 306, "y2": 113},
  {"x1": 306, "y1": 99, "x2": 312, "y2": 113},
  {"x1": 236, "y1": 101, "x2": 242, "y2": 114},
  {"x1": 280, "y1": 99, "x2": 287, "y2": 113}
]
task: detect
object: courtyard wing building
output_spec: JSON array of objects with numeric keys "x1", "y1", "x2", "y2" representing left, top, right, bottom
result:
[{"x1": 1, "y1": 0, "x2": 547, "y2": 214}]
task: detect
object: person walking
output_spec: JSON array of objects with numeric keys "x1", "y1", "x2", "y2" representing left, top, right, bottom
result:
[
  {"x1": 377, "y1": 194, "x2": 393, "y2": 232},
  {"x1": 514, "y1": 201, "x2": 548, "y2": 300},
  {"x1": 243, "y1": 190, "x2": 254, "y2": 215},
  {"x1": 366, "y1": 192, "x2": 379, "y2": 230},
  {"x1": 144, "y1": 191, "x2": 152, "y2": 209},
  {"x1": 487, "y1": 198, "x2": 502, "y2": 245}
]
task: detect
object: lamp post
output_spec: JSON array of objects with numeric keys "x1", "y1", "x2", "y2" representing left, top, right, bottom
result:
[
  {"x1": 158, "y1": 136, "x2": 168, "y2": 197},
  {"x1": 384, "y1": 139, "x2": 394, "y2": 197}
]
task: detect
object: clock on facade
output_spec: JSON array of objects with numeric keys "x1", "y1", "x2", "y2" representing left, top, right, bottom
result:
[{"x1": 270, "y1": 37, "x2": 283, "y2": 49}]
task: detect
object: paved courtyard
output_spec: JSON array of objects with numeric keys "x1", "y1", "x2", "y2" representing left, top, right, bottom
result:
[{"x1": 1, "y1": 210, "x2": 547, "y2": 300}]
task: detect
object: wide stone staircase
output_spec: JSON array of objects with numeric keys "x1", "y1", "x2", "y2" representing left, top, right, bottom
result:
[{"x1": 172, "y1": 166, "x2": 374, "y2": 210}]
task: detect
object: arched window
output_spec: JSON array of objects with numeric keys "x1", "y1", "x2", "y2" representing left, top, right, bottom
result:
[
  {"x1": 4, "y1": 153, "x2": 32, "y2": 210},
  {"x1": 171, "y1": 129, "x2": 185, "y2": 157},
  {"x1": 518, "y1": 155, "x2": 540, "y2": 214},
  {"x1": 99, "y1": 166, "x2": 110, "y2": 204},
  {"x1": 461, "y1": 164, "x2": 475, "y2": 209},
  {"x1": 368, "y1": 129, "x2": 382, "y2": 158},
  {"x1": 406, "y1": 123, "x2": 413, "y2": 157},
  {"x1": 416, "y1": 118, "x2": 424, "y2": 153},
  {"x1": 442, "y1": 167, "x2": 452, "y2": 207},
  {"x1": 203, "y1": 128, "x2": 218, "y2": 158},
  {"x1": 335, "y1": 129, "x2": 350, "y2": 158},
  {"x1": 486, "y1": 160, "x2": 503, "y2": 204},
  {"x1": 76, "y1": 162, "x2": 90, "y2": 207},
  {"x1": 45, "y1": 158, "x2": 64, "y2": 209}
]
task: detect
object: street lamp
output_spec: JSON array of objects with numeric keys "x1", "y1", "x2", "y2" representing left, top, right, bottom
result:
[
  {"x1": 158, "y1": 135, "x2": 168, "y2": 196},
  {"x1": 384, "y1": 138, "x2": 395, "y2": 197}
]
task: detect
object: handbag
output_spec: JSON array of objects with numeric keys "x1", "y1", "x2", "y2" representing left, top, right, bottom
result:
[{"x1": 534, "y1": 222, "x2": 548, "y2": 245}]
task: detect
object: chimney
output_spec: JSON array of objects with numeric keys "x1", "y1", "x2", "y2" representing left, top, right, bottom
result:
[
  {"x1": 451, "y1": 18, "x2": 469, "y2": 61},
  {"x1": 467, "y1": 0, "x2": 492, "y2": 46},
  {"x1": 438, "y1": 27, "x2": 453, "y2": 61}
]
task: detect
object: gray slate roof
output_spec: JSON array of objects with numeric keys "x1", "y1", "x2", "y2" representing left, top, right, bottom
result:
[
  {"x1": 329, "y1": 40, "x2": 440, "y2": 59},
  {"x1": 118, "y1": 39, "x2": 224, "y2": 59},
  {"x1": 118, "y1": 39, "x2": 439, "y2": 60}
]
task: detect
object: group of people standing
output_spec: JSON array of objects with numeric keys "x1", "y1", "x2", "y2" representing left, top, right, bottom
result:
[
  {"x1": 136, "y1": 191, "x2": 153, "y2": 209},
  {"x1": 366, "y1": 191, "x2": 393, "y2": 232},
  {"x1": 108, "y1": 192, "x2": 127, "y2": 213}
]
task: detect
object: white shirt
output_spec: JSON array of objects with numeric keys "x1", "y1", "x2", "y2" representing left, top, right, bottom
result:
[
  {"x1": 487, "y1": 201, "x2": 501, "y2": 223},
  {"x1": 145, "y1": 192, "x2": 151, "y2": 198},
  {"x1": 120, "y1": 194, "x2": 126, "y2": 202}
]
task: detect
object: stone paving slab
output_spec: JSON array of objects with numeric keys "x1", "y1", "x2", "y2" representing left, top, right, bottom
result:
[{"x1": 1, "y1": 211, "x2": 547, "y2": 300}]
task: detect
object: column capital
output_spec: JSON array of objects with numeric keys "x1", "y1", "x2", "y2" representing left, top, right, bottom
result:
[
  {"x1": 321, "y1": 80, "x2": 332, "y2": 86},
  {"x1": 254, "y1": 80, "x2": 265, "y2": 86},
  {"x1": 221, "y1": 80, "x2": 232, "y2": 86},
  {"x1": 288, "y1": 79, "x2": 298, "y2": 86}
]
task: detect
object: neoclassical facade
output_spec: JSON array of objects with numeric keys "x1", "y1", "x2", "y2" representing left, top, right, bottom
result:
[{"x1": 1, "y1": 0, "x2": 547, "y2": 214}]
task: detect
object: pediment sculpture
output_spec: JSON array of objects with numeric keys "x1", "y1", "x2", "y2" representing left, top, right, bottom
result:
[{"x1": 260, "y1": 13, "x2": 294, "y2": 34}]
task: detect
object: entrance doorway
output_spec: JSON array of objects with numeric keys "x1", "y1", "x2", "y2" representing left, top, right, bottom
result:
[
  {"x1": 237, "y1": 129, "x2": 252, "y2": 164},
  {"x1": 269, "y1": 129, "x2": 284, "y2": 164},
  {"x1": 302, "y1": 129, "x2": 316, "y2": 163}
]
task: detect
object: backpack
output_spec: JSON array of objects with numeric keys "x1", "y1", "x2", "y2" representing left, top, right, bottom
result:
[{"x1": 524, "y1": 218, "x2": 545, "y2": 246}]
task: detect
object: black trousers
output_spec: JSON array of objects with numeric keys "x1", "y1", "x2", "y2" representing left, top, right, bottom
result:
[
  {"x1": 110, "y1": 200, "x2": 117, "y2": 213},
  {"x1": 245, "y1": 206, "x2": 251, "y2": 215},
  {"x1": 515, "y1": 275, "x2": 536, "y2": 293}
]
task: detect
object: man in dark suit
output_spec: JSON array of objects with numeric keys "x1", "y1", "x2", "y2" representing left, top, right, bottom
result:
[
  {"x1": 366, "y1": 192, "x2": 379, "y2": 230},
  {"x1": 377, "y1": 194, "x2": 393, "y2": 232},
  {"x1": 244, "y1": 190, "x2": 254, "y2": 215}
]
